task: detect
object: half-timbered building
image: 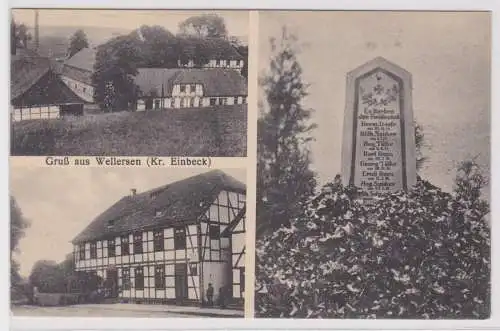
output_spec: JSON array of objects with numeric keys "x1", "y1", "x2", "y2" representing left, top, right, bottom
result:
[
  {"x1": 61, "y1": 47, "x2": 97, "y2": 103},
  {"x1": 71, "y1": 170, "x2": 246, "y2": 306},
  {"x1": 133, "y1": 68, "x2": 247, "y2": 111},
  {"x1": 176, "y1": 37, "x2": 245, "y2": 73},
  {"x1": 11, "y1": 55, "x2": 85, "y2": 121}
]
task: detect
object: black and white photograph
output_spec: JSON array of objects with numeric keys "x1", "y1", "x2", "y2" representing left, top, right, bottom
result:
[
  {"x1": 255, "y1": 11, "x2": 491, "y2": 319},
  {"x1": 10, "y1": 166, "x2": 246, "y2": 318},
  {"x1": 10, "y1": 9, "x2": 248, "y2": 156}
]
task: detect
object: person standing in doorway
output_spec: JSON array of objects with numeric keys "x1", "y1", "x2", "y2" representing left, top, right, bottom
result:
[{"x1": 206, "y1": 283, "x2": 214, "y2": 306}]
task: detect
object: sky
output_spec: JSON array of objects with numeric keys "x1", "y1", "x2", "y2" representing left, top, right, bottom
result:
[
  {"x1": 11, "y1": 9, "x2": 248, "y2": 38},
  {"x1": 258, "y1": 11, "x2": 491, "y2": 199},
  {"x1": 10, "y1": 165, "x2": 246, "y2": 277}
]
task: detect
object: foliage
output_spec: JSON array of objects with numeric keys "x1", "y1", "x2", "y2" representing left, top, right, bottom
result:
[
  {"x1": 135, "y1": 25, "x2": 179, "y2": 68},
  {"x1": 257, "y1": 27, "x2": 317, "y2": 235},
  {"x1": 178, "y1": 14, "x2": 228, "y2": 38},
  {"x1": 91, "y1": 22, "x2": 245, "y2": 110},
  {"x1": 11, "y1": 17, "x2": 32, "y2": 55},
  {"x1": 67, "y1": 29, "x2": 89, "y2": 58},
  {"x1": 236, "y1": 45, "x2": 248, "y2": 79},
  {"x1": 92, "y1": 34, "x2": 142, "y2": 111},
  {"x1": 256, "y1": 160, "x2": 490, "y2": 319},
  {"x1": 11, "y1": 196, "x2": 30, "y2": 288},
  {"x1": 415, "y1": 122, "x2": 427, "y2": 171},
  {"x1": 29, "y1": 255, "x2": 102, "y2": 294},
  {"x1": 29, "y1": 260, "x2": 66, "y2": 293}
]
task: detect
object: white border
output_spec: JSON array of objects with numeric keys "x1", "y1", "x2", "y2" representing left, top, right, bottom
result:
[{"x1": 6, "y1": 0, "x2": 500, "y2": 330}]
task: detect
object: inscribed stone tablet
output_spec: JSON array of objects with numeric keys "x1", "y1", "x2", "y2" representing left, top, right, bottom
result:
[{"x1": 341, "y1": 57, "x2": 417, "y2": 195}]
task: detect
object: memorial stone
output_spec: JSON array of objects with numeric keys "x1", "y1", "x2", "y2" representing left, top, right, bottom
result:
[{"x1": 341, "y1": 57, "x2": 417, "y2": 196}]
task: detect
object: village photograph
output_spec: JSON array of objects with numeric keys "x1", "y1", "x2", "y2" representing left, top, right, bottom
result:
[
  {"x1": 10, "y1": 166, "x2": 246, "y2": 318},
  {"x1": 255, "y1": 11, "x2": 491, "y2": 318},
  {"x1": 10, "y1": 9, "x2": 248, "y2": 157}
]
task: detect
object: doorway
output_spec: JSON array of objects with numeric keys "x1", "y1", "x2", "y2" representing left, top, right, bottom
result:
[{"x1": 175, "y1": 263, "x2": 188, "y2": 303}]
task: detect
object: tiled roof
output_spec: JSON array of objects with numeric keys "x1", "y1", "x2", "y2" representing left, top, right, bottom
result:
[
  {"x1": 72, "y1": 170, "x2": 246, "y2": 243},
  {"x1": 61, "y1": 65, "x2": 93, "y2": 85},
  {"x1": 179, "y1": 37, "x2": 244, "y2": 60},
  {"x1": 134, "y1": 68, "x2": 247, "y2": 97},
  {"x1": 11, "y1": 56, "x2": 51, "y2": 100},
  {"x1": 64, "y1": 47, "x2": 96, "y2": 72}
]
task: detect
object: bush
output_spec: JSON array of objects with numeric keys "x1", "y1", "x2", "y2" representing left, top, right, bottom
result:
[{"x1": 256, "y1": 168, "x2": 490, "y2": 319}]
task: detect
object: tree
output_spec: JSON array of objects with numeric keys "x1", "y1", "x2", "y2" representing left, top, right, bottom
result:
[
  {"x1": 178, "y1": 14, "x2": 228, "y2": 38},
  {"x1": 67, "y1": 29, "x2": 89, "y2": 58},
  {"x1": 136, "y1": 25, "x2": 179, "y2": 67},
  {"x1": 11, "y1": 196, "x2": 30, "y2": 288},
  {"x1": 256, "y1": 159, "x2": 490, "y2": 318},
  {"x1": 257, "y1": 27, "x2": 317, "y2": 235},
  {"x1": 92, "y1": 34, "x2": 142, "y2": 111},
  {"x1": 29, "y1": 260, "x2": 66, "y2": 293},
  {"x1": 236, "y1": 45, "x2": 248, "y2": 79},
  {"x1": 11, "y1": 17, "x2": 32, "y2": 55}
]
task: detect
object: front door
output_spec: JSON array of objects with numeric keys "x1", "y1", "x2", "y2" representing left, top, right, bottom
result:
[
  {"x1": 145, "y1": 98, "x2": 153, "y2": 110},
  {"x1": 175, "y1": 263, "x2": 188, "y2": 302},
  {"x1": 106, "y1": 269, "x2": 118, "y2": 298}
]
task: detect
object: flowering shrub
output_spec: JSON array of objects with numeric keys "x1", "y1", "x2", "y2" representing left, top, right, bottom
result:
[{"x1": 255, "y1": 176, "x2": 490, "y2": 318}]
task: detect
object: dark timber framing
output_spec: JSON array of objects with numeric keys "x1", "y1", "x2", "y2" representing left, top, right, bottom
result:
[{"x1": 73, "y1": 188, "x2": 246, "y2": 306}]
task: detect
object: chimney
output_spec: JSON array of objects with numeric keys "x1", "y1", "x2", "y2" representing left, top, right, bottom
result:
[
  {"x1": 11, "y1": 18, "x2": 16, "y2": 56},
  {"x1": 131, "y1": 188, "x2": 137, "y2": 196},
  {"x1": 34, "y1": 9, "x2": 39, "y2": 52}
]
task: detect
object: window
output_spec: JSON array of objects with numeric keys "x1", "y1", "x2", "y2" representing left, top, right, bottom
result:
[
  {"x1": 219, "y1": 59, "x2": 224, "y2": 66},
  {"x1": 133, "y1": 232, "x2": 143, "y2": 254},
  {"x1": 90, "y1": 242, "x2": 97, "y2": 259},
  {"x1": 108, "y1": 239, "x2": 116, "y2": 257},
  {"x1": 107, "y1": 219, "x2": 115, "y2": 228},
  {"x1": 153, "y1": 230, "x2": 164, "y2": 251},
  {"x1": 174, "y1": 227, "x2": 186, "y2": 250},
  {"x1": 209, "y1": 225, "x2": 220, "y2": 240},
  {"x1": 242, "y1": 97, "x2": 246, "y2": 104},
  {"x1": 83, "y1": 87, "x2": 86, "y2": 93},
  {"x1": 190, "y1": 263, "x2": 198, "y2": 276},
  {"x1": 210, "y1": 98, "x2": 217, "y2": 106},
  {"x1": 121, "y1": 236, "x2": 130, "y2": 255},
  {"x1": 180, "y1": 85, "x2": 186, "y2": 93},
  {"x1": 122, "y1": 268, "x2": 131, "y2": 290},
  {"x1": 79, "y1": 244, "x2": 85, "y2": 260},
  {"x1": 134, "y1": 267, "x2": 144, "y2": 290},
  {"x1": 190, "y1": 84, "x2": 196, "y2": 93},
  {"x1": 154, "y1": 265, "x2": 165, "y2": 289},
  {"x1": 154, "y1": 100, "x2": 160, "y2": 109},
  {"x1": 221, "y1": 98, "x2": 227, "y2": 106}
]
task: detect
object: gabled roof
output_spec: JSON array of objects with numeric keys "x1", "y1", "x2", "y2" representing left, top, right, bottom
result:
[
  {"x1": 134, "y1": 68, "x2": 180, "y2": 97},
  {"x1": 173, "y1": 69, "x2": 247, "y2": 97},
  {"x1": 134, "y1": 68, "x2": 247, "y2": 97},
  {"x1": 72, "y1": 170, "x2": 246, "y2": 243},
  {"x1": 11, "y1": 56, "x2": 51, "y2": 101},
  {"x1": 64, "y1": 47, "x2": 97, "y2": 72},
  {"x1": 61, "y1": 64, "x2": 94, "y2": 86},
  {"x1": 179, "y1": 37, "x2": 244, "y2": 60}
]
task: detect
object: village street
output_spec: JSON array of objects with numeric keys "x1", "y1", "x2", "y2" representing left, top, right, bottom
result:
[{"x1": 11, "y1": 304, "x2": 244, "y2": 318}]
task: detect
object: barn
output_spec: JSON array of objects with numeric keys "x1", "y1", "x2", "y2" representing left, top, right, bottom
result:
[
  {"x1": 133, "y1": 68, "x2": 247, "y2": 111},
  {"x1": 60, "y1": 47, "x2": 97, "y2": 103},
  {"x1": 11, "y1": 55, "x2": 85, "y2": 122},
  {"x1": 71, "y1": 170, "x2": 246, "y2": 306}
]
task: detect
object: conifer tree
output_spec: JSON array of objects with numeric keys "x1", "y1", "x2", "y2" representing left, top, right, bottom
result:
[{"x1": 257, "y1": 27, "x2": 317, "y2": 235}]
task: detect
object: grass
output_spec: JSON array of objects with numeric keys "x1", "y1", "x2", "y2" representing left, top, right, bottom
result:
[{"x1": 11, "y1": 105, "x2": 247, "y2": 156}]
